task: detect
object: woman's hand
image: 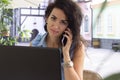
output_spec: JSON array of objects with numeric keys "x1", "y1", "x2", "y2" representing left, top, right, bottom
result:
[{"x1": 62, "y1": 28, "x2": 73, "y2": 57}]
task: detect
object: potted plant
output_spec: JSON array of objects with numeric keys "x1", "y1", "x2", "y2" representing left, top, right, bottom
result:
[
  {"x1": 0, "y1": 0, "x2": 16, "y2": 46},
  {"x1": 17, "y1": 26, "x2": 31, "y2": 42},
  {"x1": 0, "y1": 0, "x2": 12, "y2": 35},
  {"x1": 0, "y1": 36, "x2": 16, "y2": 46},
  {"x1": 0, "y1": 21, "x2": 10, "y2": 36}
]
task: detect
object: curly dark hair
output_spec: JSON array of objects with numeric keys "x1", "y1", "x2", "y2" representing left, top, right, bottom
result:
[{"x1": 44, "y1": 0, "x2": 86, "y2": 49}]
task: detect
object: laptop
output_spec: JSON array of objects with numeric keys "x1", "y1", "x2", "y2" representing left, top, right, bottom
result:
[{"x1": 0, "y1": 46, "x2": 61, "y2": 80}]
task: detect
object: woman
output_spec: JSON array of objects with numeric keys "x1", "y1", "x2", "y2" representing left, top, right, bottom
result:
[{"x1": 30, "y1": 0, "x2": 86, "y2": 80}]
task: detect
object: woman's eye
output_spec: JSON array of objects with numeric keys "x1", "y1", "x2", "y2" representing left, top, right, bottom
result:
[
  {"x1": 61, "y1": 21, "x2": 68, "y2": 27},
  {"x1": 51, "y1": 16, "x2": 56, "y2": 21}
]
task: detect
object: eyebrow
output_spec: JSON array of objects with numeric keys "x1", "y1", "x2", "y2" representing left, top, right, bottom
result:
[{"x1": 51, "y1": 14, "x2": 68, "y2": 22}]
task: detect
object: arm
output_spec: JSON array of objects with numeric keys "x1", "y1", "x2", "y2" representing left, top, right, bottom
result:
[
  {"x1": 62, "y1": 28, "x2": 85, "y2": 80},
  {"x1": 63, "y1": 44, "x2": 85, "y2": 80}
]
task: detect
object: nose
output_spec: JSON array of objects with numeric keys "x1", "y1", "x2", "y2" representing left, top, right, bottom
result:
[{"x1": 53, "y1": 21, "x2": 60, "y2": 29}]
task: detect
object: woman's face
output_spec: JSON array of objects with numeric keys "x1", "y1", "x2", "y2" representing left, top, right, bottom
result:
[{"x1": 46, "y1": 8, "x2": 68, "y2": 38}]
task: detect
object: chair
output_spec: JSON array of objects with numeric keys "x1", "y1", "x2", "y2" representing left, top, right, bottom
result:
[{"x1": 83, "y1": 70, "x2": 103, "y2": 80}]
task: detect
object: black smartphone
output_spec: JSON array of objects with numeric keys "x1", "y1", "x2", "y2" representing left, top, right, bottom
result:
[{"x1": 61, "y1": 36, "x2": 67, "y2": 46}]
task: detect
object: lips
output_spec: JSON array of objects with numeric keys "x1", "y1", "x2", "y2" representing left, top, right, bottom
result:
[{"x1": 50, "y1": 29, "x2": 59, "y2": 34}]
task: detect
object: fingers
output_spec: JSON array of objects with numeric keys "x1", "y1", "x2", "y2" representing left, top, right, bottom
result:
[{"x1": 64, "y1": 28, "x2": 73, "y2": 40}]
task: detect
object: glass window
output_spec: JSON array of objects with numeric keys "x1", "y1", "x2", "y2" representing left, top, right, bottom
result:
[
  {"x1": 84, "y1": 15, "x2": 89, "y2": 32},
  {"x1": 107, "y1": 14, "x2": 112, "y2": 34},
  {"x1": 96, "y1": 16, "x2": 102, "y2": 33}
]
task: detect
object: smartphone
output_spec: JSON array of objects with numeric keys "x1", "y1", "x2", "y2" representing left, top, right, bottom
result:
[{"x1": 61, "y1": 36, "x2": 67, "y2": 46}]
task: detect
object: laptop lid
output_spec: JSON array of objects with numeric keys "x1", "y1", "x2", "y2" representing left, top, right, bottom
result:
[{"x1": 0, "y1": 46, "x2": 61, "y2": 80}]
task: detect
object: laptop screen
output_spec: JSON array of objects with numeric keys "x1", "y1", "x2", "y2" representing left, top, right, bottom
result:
[{"x1": 0, "y1": 46, "x2": 61, "y2": 80}]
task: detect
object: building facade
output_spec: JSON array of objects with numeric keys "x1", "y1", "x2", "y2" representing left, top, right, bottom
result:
[{"x1": 91, "y1": 0, "x2": 120, "y2": 49}]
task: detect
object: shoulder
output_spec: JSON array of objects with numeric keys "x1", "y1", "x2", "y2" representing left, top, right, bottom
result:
[
  {"x1": 70, "y1": 42, "x2": 85, "y2": 59},
  {"x1": 73, "y1": 42, "x2": 85, "y2": 59},
  {"x1": 31, "y1": 33, "x2": 46, "y2": 46}
]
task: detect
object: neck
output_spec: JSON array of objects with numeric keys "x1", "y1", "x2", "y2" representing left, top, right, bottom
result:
[{"x1": 46, "y1": 35, "x2": 61, "y2": 48}]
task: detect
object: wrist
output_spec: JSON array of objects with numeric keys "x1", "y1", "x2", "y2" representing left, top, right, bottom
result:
[
  {"x1": 63, "y1": 61, "x2": 74, "y2": 68},
  {"x1": 63, "y1": 52, "x2": 70, "y2": 60}
]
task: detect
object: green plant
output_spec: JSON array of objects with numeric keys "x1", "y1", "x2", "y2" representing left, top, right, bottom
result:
[
  {"x1": 0, "y1": 0, "x2": 15, "y2": 46},
  {"x1": 0, "y1": 22, "x2": 10, "y2": 36},
  {"x1": 0, "y1": 36, "x2": 16, "y2": 46},
  {"x1": 0, "y1": 0, "x2": 12, "y2": 36},
  {"x1": 17, "y1": 26, "x2": 31, "y2": 42},
  {"x1": 104, "y1": 73, "x2": 120, "y2": 80}
]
